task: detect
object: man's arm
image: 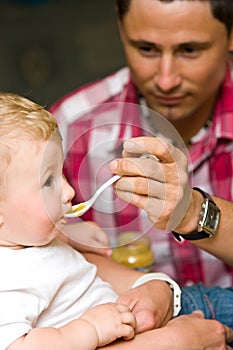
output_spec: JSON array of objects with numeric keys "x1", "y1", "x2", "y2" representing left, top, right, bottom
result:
[
  {"x1": 179, "y1": 194, "x2": 233, "y2": 267},
  {"x1": 84, "y1": 252, "x2": 143, "y2": 295},
  {"x1": 99, "y1": 312, "x2": 233, "y2": 350}
]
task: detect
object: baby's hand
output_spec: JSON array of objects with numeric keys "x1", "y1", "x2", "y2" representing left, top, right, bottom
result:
[
  {"x1": 61, "y1": 221, "x2": 112, "y2": 256},
  {"x1": 80, "y1": 302, "x2": 136, "y2": 346}
]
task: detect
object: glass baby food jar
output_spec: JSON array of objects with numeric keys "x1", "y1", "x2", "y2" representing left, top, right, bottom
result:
[{"x1": 112, "y1": 231, "x2": 155, "y2": 272}]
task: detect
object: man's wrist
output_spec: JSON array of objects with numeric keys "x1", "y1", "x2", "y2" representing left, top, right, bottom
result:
[
  {"x1": 175, "y1": 189, "x2": 203, "y2": 234},
  {"x1": 131, "y1": 272, "x2": 181, "y2": 317}
]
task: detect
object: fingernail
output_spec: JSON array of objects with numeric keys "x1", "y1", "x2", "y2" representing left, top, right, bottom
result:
[
  {"x1": 124, "y1": 140, "x2": 136, "y2": 150},
  {"x1": 109, "y1": 160, "x2": 118, "y2": 170},
  {"x1": 106, "y1": 249, "x2": 113, "y2": 257}
]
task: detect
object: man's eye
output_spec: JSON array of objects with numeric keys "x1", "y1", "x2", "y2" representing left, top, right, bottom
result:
[
  {"x1": 140, "y1": 46, "x2": 152, "y2": 52},
  {"x1": 181, "y1": 46, "x2": 199, "y2": 57},
  {"x1": 139, "y1": 46, "x2": 160, "y2": 57},
  {"x1": 44, "y1": 176, "x2": 53, "y2": 187}
]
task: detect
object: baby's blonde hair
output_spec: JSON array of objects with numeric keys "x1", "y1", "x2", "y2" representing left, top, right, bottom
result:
[{"x1": 0, "y1": 92, "x2": 61, "y2": 199}]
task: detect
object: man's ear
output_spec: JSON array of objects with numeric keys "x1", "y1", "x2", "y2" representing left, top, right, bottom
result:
[
  {"x1": 117, "y1": 19, "x2": 124, "y2": 43},
  {"x1": 228, "y1": 27, "x2": 233, "y2": 52}
]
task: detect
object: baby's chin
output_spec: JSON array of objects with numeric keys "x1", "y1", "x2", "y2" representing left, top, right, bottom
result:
[{"x1": 53, "y1": 218, "x2": 69, "y2": 236}]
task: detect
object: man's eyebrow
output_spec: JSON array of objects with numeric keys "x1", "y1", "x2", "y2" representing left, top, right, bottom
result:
[
  {"x1": 128, "y1": 39, "x2": 156, "y2": 46},
  {"x1": 127, "y1": 39, "x2": 211, "y2": 49},
  {"x1": 178, "y1": 41, "x2": 211, "y2": 49}
]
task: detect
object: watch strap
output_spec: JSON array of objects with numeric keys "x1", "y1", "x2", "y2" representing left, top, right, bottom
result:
[
  {"x1": 172, "y1": 230, "x2": 210, "y2": 241},
  {"x1": 192, "y1": 187, "x2": 216, "y2": 204}
]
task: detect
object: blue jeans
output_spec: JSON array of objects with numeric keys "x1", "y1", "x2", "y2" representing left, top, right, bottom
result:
[{"x1": 179, "y1": 283, "x2": 233, "y2": 346}]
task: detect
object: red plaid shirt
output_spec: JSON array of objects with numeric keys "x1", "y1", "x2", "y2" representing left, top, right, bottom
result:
[{"x1": 51, "y1": 61, "x2": 233, "y2": 287}]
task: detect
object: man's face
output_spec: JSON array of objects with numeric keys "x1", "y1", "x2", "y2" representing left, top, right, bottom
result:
[{"x1": 119, "y1": 0, "x2": 233, "y2": 124}]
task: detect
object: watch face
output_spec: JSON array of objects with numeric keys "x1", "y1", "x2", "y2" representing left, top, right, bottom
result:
[
  {"x1": 203, "y1": 201, "x2": 220, "y2": 234},
  {"x1": 172, "y1": 193, "x2": 221, "y2": 241}
]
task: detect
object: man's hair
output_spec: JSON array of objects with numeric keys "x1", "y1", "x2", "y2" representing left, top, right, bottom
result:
[
  {"x1": 114, "y1": 0, "x2": 233, "y2": 36},
  {"x1": 0, "y1": 92, "x2": 60, "y2": 198}
]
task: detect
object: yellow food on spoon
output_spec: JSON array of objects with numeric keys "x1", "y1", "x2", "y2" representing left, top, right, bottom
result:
[{"x1": 71, "y1": 203, "x2": 87, "y2": 216}]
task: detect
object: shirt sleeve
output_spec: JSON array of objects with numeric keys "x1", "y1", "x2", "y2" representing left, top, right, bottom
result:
[{"x1": 0, "y1": 289, "x2": 44, "y2": 350}]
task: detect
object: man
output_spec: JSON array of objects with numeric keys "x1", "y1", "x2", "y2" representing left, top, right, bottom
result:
[{"x1": 51, "y1": 0, "x2": 233, "y2": 288}]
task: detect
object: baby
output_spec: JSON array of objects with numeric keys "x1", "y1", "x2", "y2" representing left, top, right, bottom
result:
[{"x1": 0, "y1": 93, "x2": 135, "y2": 350}]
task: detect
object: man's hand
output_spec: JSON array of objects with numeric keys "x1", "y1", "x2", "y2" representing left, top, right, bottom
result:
[
  {"x1": 165, "y1": 311, "x2": 233, "y2": 349},
  {"x1": 117, "y1": 280, "x2": 173, "y2": 333},
  {"x1": 109, "y1": 136, "x2": 192, "y2": 232}
]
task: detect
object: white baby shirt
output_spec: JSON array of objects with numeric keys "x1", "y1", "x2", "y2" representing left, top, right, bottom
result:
[{"x1": 0, "y1": 239, "x2": 118, "y2": 350}]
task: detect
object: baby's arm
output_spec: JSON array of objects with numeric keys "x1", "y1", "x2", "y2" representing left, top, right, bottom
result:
[{"x1": 7, "y1": 303, "x2": 135, "y2": 350}]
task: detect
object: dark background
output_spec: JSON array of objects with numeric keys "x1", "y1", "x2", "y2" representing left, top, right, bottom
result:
[{"x1": 0, "y1": 0, "x2": 125, "y2": 107}]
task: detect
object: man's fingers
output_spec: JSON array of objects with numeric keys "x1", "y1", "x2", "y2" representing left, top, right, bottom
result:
[
  {"x1": 191, "y1": 310, "x2": 205, "y2": 318},
  {"x1": 110, "y1": 156, "x2": 165, "y2": 179},
  {"x1": 225, "y1": 325, "x2": 233, "y2": 345},
  {"x1": 123, "y1": 137, "x2": 186, "y2": 164},
  {"x1": 115, "y1": 176, "x2": 166, "y2": 197}
]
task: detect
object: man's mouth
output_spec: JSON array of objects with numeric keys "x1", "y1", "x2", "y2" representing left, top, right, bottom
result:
[{"x1": 154, "y1": 94, "x2": 185, "y2": 106}]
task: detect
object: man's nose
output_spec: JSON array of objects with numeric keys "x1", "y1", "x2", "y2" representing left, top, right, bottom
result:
[{"x1": 154, "y1": 55, "x2": 182, "y2": 92}]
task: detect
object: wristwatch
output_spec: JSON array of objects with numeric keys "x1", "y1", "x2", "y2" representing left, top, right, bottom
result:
[{"x1": 172, "y1": 187, "x2": 220, "y2": 241}]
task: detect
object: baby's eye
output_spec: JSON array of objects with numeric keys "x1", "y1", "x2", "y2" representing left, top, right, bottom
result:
[{"x1": 44, "y1": 176, "x2": 54, "y2": 187}]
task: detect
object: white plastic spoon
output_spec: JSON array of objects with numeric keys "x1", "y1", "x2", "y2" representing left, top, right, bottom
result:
[
  {"x1": 65, "y1": 174, "x2": 121, "y2": 218},
  {"x1": 65, "y1": 153, "x2": 158, "y2": 218}
]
